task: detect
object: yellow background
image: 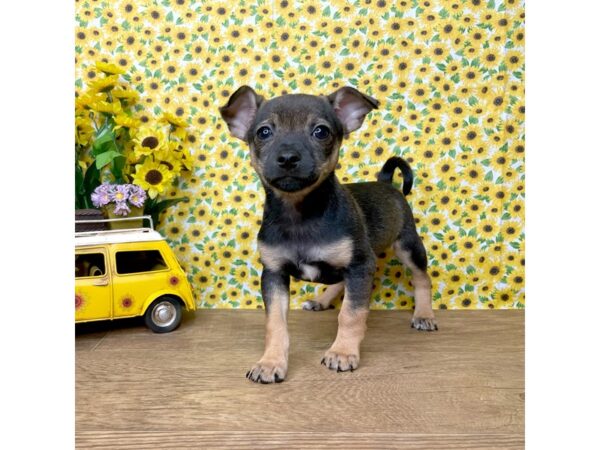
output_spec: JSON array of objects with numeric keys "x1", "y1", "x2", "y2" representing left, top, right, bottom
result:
[{"x1": 75, "y1": 0, "x2": 525, "y2": 310}]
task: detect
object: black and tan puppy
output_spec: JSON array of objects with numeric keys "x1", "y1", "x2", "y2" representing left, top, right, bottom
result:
[{"x1": 219, "y1": 86, "x2": 438, "y2": 384}]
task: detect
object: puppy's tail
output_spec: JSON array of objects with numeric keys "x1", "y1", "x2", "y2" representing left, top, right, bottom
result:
[{"x1": 377, "y1": 156, "x2": 413, "y2": 196}]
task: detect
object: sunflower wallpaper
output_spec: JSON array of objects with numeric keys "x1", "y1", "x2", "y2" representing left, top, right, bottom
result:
[{"x1": 75, "y1": 0, "x2": 525, "y2": 310}]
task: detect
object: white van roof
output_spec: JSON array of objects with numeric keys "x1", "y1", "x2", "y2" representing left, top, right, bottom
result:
[{"x1": 75, "y1": 228, "x2": 165, "y2": 247}]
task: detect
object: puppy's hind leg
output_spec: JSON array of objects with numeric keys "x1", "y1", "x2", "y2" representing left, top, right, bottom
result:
[
  {"x1": 393, "y1": 231, "x2": 438, "y2": 331},
  {"x1": 302, "y1": 282, "x2": 344, "y2": 311}
]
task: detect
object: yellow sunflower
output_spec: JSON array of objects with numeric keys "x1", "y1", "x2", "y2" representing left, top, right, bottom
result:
[
  {"x1": 75, "y1": 90, "x2": 106, "y2": 110},
  {"x1": 460, "y1": 124, "x2": 481, "y2": 146},
  {"x1": 505, "y1": 50, "x2": 524, "y2": 71},
  {"x1": 481, "y1": 47, "x2": 502, "y2": 70},
  {"x1": 477, "y1": 218, "x2": 499, "y2": 240},
  {"x1": 91, "y1": 99, "x2": 122, "y2": 115},
  {"x1": 75, "y1": 115, "x2": 94, "y2": 147},
  {"x1": 493, "y1": 287, "x2": 515, "y2": 308},
  {"x1": 437, "y1": 131, "x2": 457, "y2": 151},
  {"x1": 508, "y1": 199, "x2": 525, "y2": 218},
  {"x1": 88, "y1": 74, "x2": 120, "y2": 92},
  {"x1": 169, "y1": 141, "x2": 193, "y2": 170},
  {"x1": 111, "y1": 88, "x2": 138, "y2": 102},
  {"x1": 315, "y1": 54, "x2": 337, "y2": 77},
  {"x1": 435, "y1": 158, "x2": 459, "y2": 182},
  {"x1": 501, "y1": 220, "x2": 522, "y2": 242},
  {"x1": 460, "y1": 66, "x2": 484, "y2": 86},
  {"x1": 160, "y1": 111, "x2": 188, "y2": 129},
  {"x1": 118, "y1": 1, "x2": 138, "y2": 18},
  {"x1": 426, "y1": 212, "x2": 446, "y2": 233},
  {"x1": 132, "y1": 159, "x2": 175, "y2": 199},
  {"x1": 428, "y1": 42, "x2": 451, "y2": 63},
  {"x1": 155, "y1": 148, "x2": 183, "y2": 175},
  {"x1": 95, "y1": 61, "x2": 125, "y2": 76},
  {"x1": 133, "y1": 126, "x2": 166, "y2": 158},
  {"x1": 484, "y1": 297, "x2": 499, "y2": 310},
  {"x1": 339, "y1": 57, "x2": 361, "y2": 78},
  {"x1": 435, "y1": 296, "x2": 451, "y2": 310},
  {"x1": 410, "y1": 84, "x2": 430, "y2": 103},
  {"x1": 164, "y1": 222, "x2": 184, "y2": 241},
  {"x1": 113, "y1": 113, "x2": 140, "y2": 131},
  {"x1": 455, "y1": 292, "x2": 477, "y2": 309},
  {"x1": 468, "y1": 27, "x2": 487, "y2": 47},
  {"x1": 457, "y1": 235, "x2": 478, "y2": 254}
]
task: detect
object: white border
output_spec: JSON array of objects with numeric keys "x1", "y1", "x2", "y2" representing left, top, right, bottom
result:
[
  {"x1": 1, "y1": 2, "x2": 74, "y2": 448},
  {"x1": 527, "y1": 1, "x2": 600, "y2": 448}
]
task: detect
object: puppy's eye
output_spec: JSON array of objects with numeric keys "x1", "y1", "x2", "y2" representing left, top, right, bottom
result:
[
  {"x1": 256, "y1": 126, "x2": 273, "y2": 140},
  {"x1": 312, "y1": 126, "x2": 330, "y2": 140}
]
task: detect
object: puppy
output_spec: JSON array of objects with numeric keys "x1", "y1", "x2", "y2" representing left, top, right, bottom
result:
[{"x1": 220, "y1": 86, "x2": 438, "y2": 384}]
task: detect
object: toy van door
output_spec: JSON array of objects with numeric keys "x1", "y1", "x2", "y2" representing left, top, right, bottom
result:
[
  {"x1": 111, "y1": 247, "x2": 171, "y2": 318},
  {"x1": 75, "y1": 248, "x2": 112, "y2": 321}
]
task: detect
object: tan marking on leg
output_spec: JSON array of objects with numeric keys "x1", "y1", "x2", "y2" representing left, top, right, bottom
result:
[
  {"x1": 393, "y1": 242, "x2": 438, "y2": 331},
  {"x1": 247, "y1": 286, "x2": 289, "y2": 383},
  {"x1": 302, "y1": 281, "x2": 344, "y2": 311},
  {"x1": 322, "y1": 293, "x2": 369, "y2": 372}
]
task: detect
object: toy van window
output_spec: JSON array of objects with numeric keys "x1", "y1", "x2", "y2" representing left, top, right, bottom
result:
[
  {"x1": 75, "y1": 253, "x2": 106, "y2": 278},
  {"x1": 116, "y1": 250, "x2": 168, "y2": 275}
]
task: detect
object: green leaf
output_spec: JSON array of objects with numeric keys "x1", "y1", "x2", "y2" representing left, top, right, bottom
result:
[
  {"x1": 110, "y1": 152, "x2": 126, "y2": 182},
  {"x1": 95, "y1": 150, "x2": 123, "y2": 169},
  {"x1": 75, "y1": 163, "x2": 85, "y2": 208},
  {"x1": 83, "y1": 160, "x2": 100, "y2": 196},
  {"x1": 91, "y1": 124, "x2": 116, "y2": 156}
]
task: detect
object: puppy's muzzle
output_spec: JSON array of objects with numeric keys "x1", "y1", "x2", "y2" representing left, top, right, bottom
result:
[{"x1": 276, "y1": 150, "x2": 301, "y2": 170}]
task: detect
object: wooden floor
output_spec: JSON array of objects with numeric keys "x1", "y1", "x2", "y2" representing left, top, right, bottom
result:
[{"x1": 76, "y1": 310, "x2": 524, "y2": 449}]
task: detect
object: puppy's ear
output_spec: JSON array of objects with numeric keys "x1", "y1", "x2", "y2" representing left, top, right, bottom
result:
[
  {"x1": 327, "y1": 87, "x2": 380, "y2": 136},
  {"x1": 219, "y1": 86, "x2": 264, "y2": 142}
]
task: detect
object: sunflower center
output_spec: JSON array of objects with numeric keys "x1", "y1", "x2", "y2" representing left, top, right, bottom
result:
[
  {"x1": 142, "y1": 136, "x2": 159, "y2": 149},
  {"x1": 145, "y1": 169, "x2": 163, "y2": 185}
]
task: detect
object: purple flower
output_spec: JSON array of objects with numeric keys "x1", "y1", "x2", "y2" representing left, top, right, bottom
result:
[
  {"x1": 110, "y1": 184, "x2": 129, "y2": 203},
  {"x1": 127, "y1": 184, "x2": 147, "y2": 208},
  {"x1": 91, "y1": 183, "x2": 112, "y2": 207},
  {"x1": 113, "y1": 201, "x2": 131, "y2": 216},
  {"x1": 91, "y1": 183, "x2": 147, "y2": 212}
]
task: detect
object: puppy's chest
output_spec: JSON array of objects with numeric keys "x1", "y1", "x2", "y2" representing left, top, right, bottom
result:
[{"x1": 258, "y1": 238, "x2": 353, "y2": 284}]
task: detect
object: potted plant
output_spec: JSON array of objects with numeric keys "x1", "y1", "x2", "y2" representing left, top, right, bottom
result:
[
  {"x1": 91, "y1": 183, "x2": 147, "y2": 229},
  {"x1": 75, "y1": 61, "x2": 190, "y2": 229}
]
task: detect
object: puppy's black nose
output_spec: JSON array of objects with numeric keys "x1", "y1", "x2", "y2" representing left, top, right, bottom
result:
[{"x1": 277, "y1": 151, "x2": 301, "y2": 169}]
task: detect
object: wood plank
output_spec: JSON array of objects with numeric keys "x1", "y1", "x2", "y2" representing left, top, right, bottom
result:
[
  {"x1": 77, "y1": 310, "x2": 524, "y2": 354},
  {"x1": 76, "y1": 310, "x2": 524, "y2": 447},
  {"x1": 76, "y1": 431, "x2": 524, "y2": 449}
]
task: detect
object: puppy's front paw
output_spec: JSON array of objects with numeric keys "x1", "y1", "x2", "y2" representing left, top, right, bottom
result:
[
  {"x1": 321, "y1": 350, "x2": 359, "y2": 372},
  {"x1": 302, "y1": 300, "x2": 328, "y2": 311},
  {"x1": 411, "y1": 317, "x2": 438, "y2": 331},
  {"x1": 246, "y1": 359, "x2": 287, "y2": 384}
]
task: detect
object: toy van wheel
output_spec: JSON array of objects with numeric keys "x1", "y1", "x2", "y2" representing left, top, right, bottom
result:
[{"x1": 144, "y1": 297, "x2": 182, "y2": 333}]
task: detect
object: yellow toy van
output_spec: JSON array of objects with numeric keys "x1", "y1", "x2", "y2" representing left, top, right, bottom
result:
[{"x1": 75, "y1": 215, "x2": 196, "y2": 332}]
